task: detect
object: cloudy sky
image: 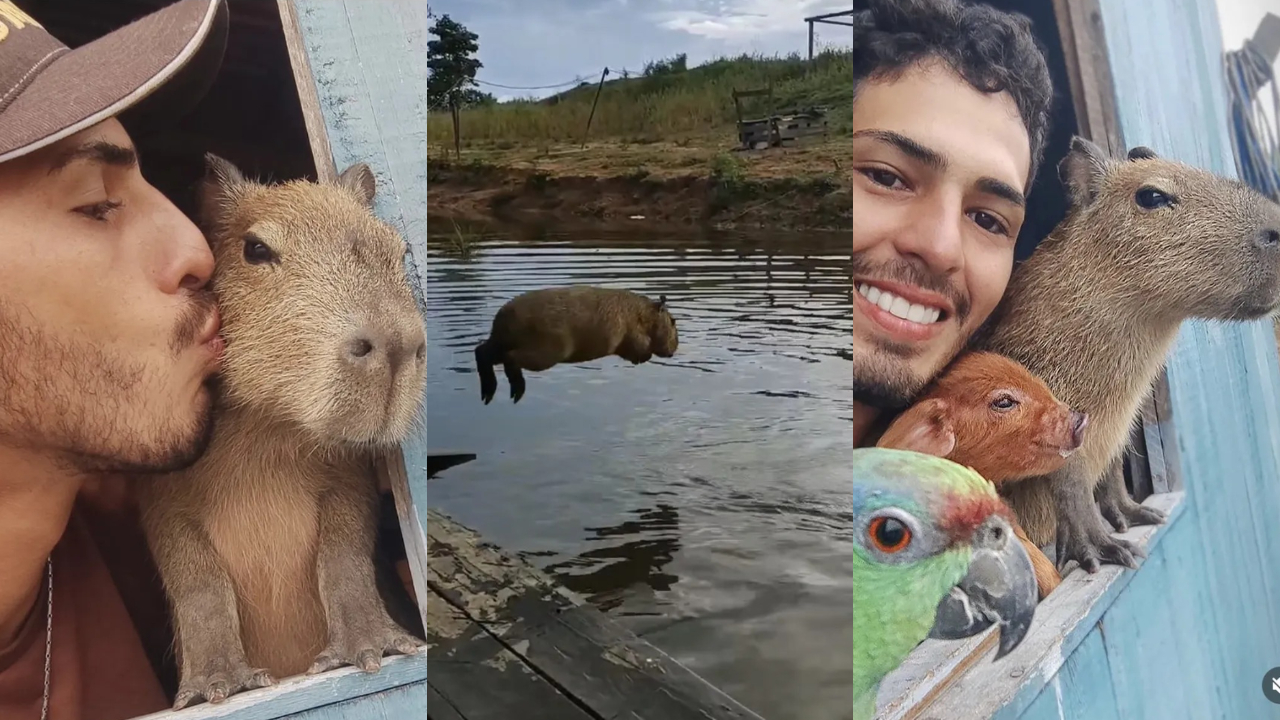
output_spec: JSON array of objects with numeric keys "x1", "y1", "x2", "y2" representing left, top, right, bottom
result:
[{"x1": 424, "y1": 0, "x2": 853, "y2": 100}]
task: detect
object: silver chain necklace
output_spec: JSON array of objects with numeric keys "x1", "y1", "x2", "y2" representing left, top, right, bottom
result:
[{"x1": 39, "y1": 556, "x2": 52, "y2": 720}]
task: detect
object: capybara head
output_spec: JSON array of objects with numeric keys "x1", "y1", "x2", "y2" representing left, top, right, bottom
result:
[
  {"x1": 198, "y1": 154, "x2": 426, "y2": 447},
  {"x1": 1059, "y1": 136, "x2": 1280, "y2": 321},
  {"x1": 877, "y1": 351, "x2": 1087, "y2": 482},
  {"x1": 649, "y1": 295, "x2": 678, "y2": 358}
]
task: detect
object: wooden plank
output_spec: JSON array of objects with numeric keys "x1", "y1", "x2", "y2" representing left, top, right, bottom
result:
[
  {"x1": 878, "y1": 492, "x2": 1183, "y2": 720},
  {"x1": 426, "y1": 509, "x2": 766, "y2": 720},
  {"x1": 277, "y1": 0, "x2": 336, "y2": 182},
  {"x1": 1052, "y1": 0, "x2": 1124, "y2": 155},
  {"x1": 132, "y1": 655, "x2": 429, "y2": 720},
  {"x1": 1156, "y1": 509, "x2": 1225, "y2": 720},
  {"x1": 1095, "y1": 548, "x2": 1186, "y2": 720},
  {"x1": 1016, "y1": 630, "x2": 1119, "y2": 720},
  {"x1": 426, "y1": 592, "x2": 596, "y2": 720},
  {"x1": 1157, "y1": 366, "x2": 1182, "y2": 489},
  {"x1": 1123, "y1": 410, "x2": 1153, "y2": 503}
]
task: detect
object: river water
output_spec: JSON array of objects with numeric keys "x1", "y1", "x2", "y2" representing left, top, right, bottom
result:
[{"x1": 421, "y1": 218, "x2": 853, "y2": 720}]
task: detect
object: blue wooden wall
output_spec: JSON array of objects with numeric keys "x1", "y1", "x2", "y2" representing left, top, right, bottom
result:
[{"x1": 1007, "y1": 0, "x2": 1280, "y2": 717}]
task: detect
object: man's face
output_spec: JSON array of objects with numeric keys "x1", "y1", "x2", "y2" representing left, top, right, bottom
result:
[
  {"x1": 851, "y1": 59, "x2": 1031, "y2": 408},
  {"x1": 0, "y1": 119, "x2": 220, "y2": 475}
]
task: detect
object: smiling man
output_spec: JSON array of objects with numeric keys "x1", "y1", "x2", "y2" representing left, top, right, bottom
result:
[
  {"x1": 851, "y1": 0, "x2": 1054, "y2": 444},
  {"x1": 0, "y1": 1, "x2": 229, "y2": 719}
]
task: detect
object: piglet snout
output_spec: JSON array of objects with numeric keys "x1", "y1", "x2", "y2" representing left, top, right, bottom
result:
[{"x1": 1069, "y1": 411, "x2": 1089, "y2": 449}]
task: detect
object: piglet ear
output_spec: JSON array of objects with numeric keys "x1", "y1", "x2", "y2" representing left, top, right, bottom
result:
[{"x1": 877, "y1": 398, "x2": 957, "y2": 458}]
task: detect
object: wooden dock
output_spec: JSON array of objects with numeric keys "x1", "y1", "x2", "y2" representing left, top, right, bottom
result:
[{"x1": 426, "y1": 508, "x2": 765, "y2": 720}]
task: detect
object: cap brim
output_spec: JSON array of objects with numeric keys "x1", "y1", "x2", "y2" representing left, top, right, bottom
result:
[{"x1": 0, "y1": 0, "x2": 228, "y2": 164}]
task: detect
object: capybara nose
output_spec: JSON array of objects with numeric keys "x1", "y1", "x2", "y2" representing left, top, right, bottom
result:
[
  {"x1": 346, "y1": 327, "x2": 419, "y2": 375},
  {"x1": 1070, "y1": 410, "x2": 1089, "y2": 448}
]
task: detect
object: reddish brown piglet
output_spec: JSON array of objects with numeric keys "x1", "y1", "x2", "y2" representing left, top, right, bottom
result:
[{"x1": 877, "y1": 351, "x2": 1089, "y2": 599}]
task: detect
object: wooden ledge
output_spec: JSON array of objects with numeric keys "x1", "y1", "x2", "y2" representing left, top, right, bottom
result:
[
  {"x1": 134, "y1": 654, "x2": 429, "y2": 719},
  {"x1": 876, "y1": 491, "x2": 1186, "y2": 719}
]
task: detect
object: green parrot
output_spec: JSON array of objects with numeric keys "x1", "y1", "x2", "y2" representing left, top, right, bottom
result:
[{"x1": 853, "y1": 448, "x2": 1038, "y2": 719}]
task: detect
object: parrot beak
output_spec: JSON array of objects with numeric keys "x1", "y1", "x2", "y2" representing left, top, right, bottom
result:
[{"x1": 927, "y1": 514, "x2": 1038, "y2": 659}]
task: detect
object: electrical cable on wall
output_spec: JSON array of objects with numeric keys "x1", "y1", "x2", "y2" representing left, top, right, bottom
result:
[{"x1": 1225, "y1": 39, "x2": 1280, "y2": 200}]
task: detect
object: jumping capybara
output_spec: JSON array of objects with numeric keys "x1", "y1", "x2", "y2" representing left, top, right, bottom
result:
[
  {"x1": 135, "y1": 154, "x2": 428, "y2": 708},
  {"x1": 474, "y1": 285, "x2": 678, "y2": 404},
  {"x1": 976, "y1": 136, "x2": 1280, "y2": 573},
  {"x1": 877, "y1": 350, "x2": 1088, "y2": 598}
]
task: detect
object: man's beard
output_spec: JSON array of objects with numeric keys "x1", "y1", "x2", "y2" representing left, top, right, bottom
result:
[
  {"x1": 0, "y1": 295, "x2": 221, "y2": 477},
  {"x1": 66, "y1": 376, "x2": 221, "y2": 477},
  {"x1": 850, "y1": 347, "x2": 925, "y2": 410}
]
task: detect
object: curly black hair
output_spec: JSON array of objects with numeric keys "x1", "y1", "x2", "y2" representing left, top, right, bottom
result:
[{"x1": 854, "y1": 0, "x2": 1055, "y2": 185}]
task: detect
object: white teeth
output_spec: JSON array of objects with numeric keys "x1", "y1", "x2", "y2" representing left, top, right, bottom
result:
[{"x1": 856, "y1": 283, "x2": 944, "y2": 325}]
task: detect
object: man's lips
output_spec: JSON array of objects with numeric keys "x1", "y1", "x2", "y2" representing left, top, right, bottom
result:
[{"x1": 854, "y1": 278, "x2": 953, "y2": 343}]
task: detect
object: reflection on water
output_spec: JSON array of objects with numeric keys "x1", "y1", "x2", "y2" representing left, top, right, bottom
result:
[{"x1": 421, "y1": 218, "x2": 852, "y2": 720}]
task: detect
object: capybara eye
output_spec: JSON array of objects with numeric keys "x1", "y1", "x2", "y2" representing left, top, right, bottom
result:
[
  {"x1": 242, "y1": 234, "x2": 277, "y2": 265},
  {"x1": 869, "y1": 516, "x2": 912, "y2": 553},
  {"x1": 990, "y1": 394, "x2": 1019, "y2": 412},
  {"x1": 1135, "y1": 187, "x2": 1174, "y2": 210}
]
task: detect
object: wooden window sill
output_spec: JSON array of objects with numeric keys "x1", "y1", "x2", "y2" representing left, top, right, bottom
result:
[{"x1": 131, "y1": 654, "x2": 428, "y2": 720}]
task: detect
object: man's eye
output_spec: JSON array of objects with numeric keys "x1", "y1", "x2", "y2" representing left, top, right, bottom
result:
[
  {"x1": 971, "y1": 211, "x2": 1009, "y2": 236},
  {"x1": 860, "y1": 168, "x2": 905, "y2": 190},
  {"x1": 75, "y1": 200, "x2": 123, "y2": 221}
]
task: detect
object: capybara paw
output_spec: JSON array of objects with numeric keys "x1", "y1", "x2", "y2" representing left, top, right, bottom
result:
[
  {"x1": 173, "y1": 656, "x2": 275, "y2": 709},
  {"x1": 1100, "y1": 493, "x2": 1167, "y2": 533},
  {"x1": 1056, "y1": 518, "x2": 1144, "y2": 573},
  {"x1": 307, "y1": 618, "x2": 421, "y2": 675}
]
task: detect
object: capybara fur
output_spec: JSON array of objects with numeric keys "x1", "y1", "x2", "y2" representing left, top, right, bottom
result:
[
  {"x1": 136, "y1": 155, "x2": 428, "y2": 709},
  {"x1": 475, "y1": 285, "x2": 678, "y2": 403},
  {"x1": 975, "y1": 136, "x2": 1280, "y2": 574},
  {"x1": 877, "y1": 351, "x2": 1088, "y2": 598}
]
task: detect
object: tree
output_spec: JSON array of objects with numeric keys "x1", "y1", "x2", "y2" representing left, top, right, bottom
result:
[{"x1": 427, "y1": 14, "x2": 482, "y2": 158}]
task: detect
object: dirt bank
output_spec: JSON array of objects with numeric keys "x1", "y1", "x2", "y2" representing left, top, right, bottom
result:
[{"x1": 425, "y1": 137, "x2": 853, "y2": 232}]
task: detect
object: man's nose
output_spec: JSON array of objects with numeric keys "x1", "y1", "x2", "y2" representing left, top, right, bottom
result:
[{"x1": 892, "y1": 199, "x2": 964, "y2": 276}]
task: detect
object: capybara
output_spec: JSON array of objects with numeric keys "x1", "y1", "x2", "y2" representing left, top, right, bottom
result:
[
  {"x1": 975, "y1": 136, "x2": 1280, "y2": 573},
  {"x1": 877, "y1": 350, "x2": 1088, "y2": 598},
  {"x1": 136, "y1": 154, "x2": 428, "y2": 708},
  {"x1": 474, "y1": 285, "x2": 678, "y2": 404}
]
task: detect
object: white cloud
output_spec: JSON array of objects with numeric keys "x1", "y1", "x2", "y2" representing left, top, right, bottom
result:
[{"x1": 652, "y1": 0, "x2": 851, "y2": 42}]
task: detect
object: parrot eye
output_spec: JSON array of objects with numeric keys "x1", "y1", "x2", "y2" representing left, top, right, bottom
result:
[{"x1": 868, "y1": 516, "x2": 912, "y2": 553}]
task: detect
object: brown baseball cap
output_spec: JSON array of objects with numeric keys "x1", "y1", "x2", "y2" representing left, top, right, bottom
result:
[{"x1": 0, "y1": 0, "x2": 229, "y2": 164}]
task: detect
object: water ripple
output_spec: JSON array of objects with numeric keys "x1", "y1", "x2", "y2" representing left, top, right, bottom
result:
[{"x1": 421, "y1": 221, "x2": 852, "y2": 720}]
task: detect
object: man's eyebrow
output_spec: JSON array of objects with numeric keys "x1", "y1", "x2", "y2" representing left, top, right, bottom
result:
[
  {"x1": 854, "y1": 129, "x2": 1027, "y2": 207},
  {"x1": 852, "y1": 129, "x2": 946, "y2": 172},
  {"x1": 976, "y1": 177, "x2": 1026, "y2": 208},
  {"x1": 46, "y1": 141, "x2": 138, "y2": 175}
]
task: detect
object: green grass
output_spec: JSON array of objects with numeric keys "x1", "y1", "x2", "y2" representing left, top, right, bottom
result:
[{"x1": 428, "y1": 48, "x2": 854, "y2": 147}]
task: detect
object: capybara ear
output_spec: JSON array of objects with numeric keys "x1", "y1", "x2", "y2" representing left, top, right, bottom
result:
[
  {"x1": 1127, "y1": 146, "x2": 1160, "y2": 162},
  {"x1": 337, "y1": 162, "x2": 376, "y2": 207},
  {"x1": 1059, "y1": 135, "x2": 1111, "y2": 208},
  {"x1": 879, "y1": 398, "x2": 957, "y2": 458},
  {"x1": 654, "y1": 295, "x2": 667, "y2": 310},
  {"x1": 198, "y1": 152, "x2": 247, "y2": 237}
]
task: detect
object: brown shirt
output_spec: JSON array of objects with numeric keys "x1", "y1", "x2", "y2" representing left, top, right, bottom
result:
[{"x1": 0, "y1": 509, "x2": 169, "y2": 720}]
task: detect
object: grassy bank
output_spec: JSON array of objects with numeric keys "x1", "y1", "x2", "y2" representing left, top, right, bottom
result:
[{"x1": 427, "y1": 49, "x2": 853, "y2": 231}]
